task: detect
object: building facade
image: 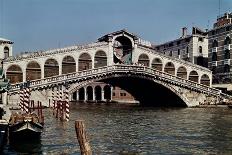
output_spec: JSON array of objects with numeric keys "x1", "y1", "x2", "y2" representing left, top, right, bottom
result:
[
  {"x1": 155, "y1": 27, "x2": 208, "y2": 68},
  {"x1": 208, "y1": 12, "x2": 232, "y2": 83}
]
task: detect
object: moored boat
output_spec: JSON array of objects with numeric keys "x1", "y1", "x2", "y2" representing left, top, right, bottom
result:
[{"x1": 9, "y1": 112, "x2": 44, "y2": 140}]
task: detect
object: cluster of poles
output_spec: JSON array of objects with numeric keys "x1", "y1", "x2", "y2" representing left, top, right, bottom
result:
[
  {"x1": 52, "y1": 85, "x2": 70, "y2": 122},
  {"x1": 19, "y1": 83, "x2": 44, "y2": 123}
]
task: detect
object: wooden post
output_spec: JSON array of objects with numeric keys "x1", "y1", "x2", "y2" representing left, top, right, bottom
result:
[{"x1": 75, "y1": 120, "x2": 92, "y2": 155}]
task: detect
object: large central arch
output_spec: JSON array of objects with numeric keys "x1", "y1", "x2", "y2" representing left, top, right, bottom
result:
[{"x1": 69, "y1": 74, "x2": 188, "y2": 107}]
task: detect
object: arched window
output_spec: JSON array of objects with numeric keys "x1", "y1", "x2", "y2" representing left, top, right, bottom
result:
[
  {"x1": 199, "y1": 46, "x2": 202, "y2": 54},
  {"x1": 78, "y1": 53, "x2": 92, "y2": 71},
  {"x1": 26, "y1": 61, "x2": 41, "y2": 80},
  {"x1": 86, "y1": 86, "x2": 93, "y2": 101},
  {"x1": 94, "y1": 51, "x2": 107, "y2": 68},
  {"x1": 186, "y1": 46, "x2": 189, "y2": 53},
  {"x1": 169, "y1": 51, "x2": 173, "y2": 56},
  {"x1": 224, "y1": 49, "x2": 230, "y2": 59},
  {"x1": 189, "y1": 71, "x2": 199, "y2": 83},
  {"x1": 62, "y1": 56, "x2": 76, "y2": 74},
  {"x1": 6, "y1": 65, "x2": 23, "y2": 83},
  {"x1": 164, "y1": 62, "x2": 175, "y2": 75},
  {"x1": 113, "y1": 36, "x2": 132, "y2": 64},
  {"x1": 138, "y1": 54, "x2": 150, "y2": 67},
  {"x1": 44, "y1": 58, "x2": 59, "y2": 78},
  {"x1": 212, "y1": 53, "x2": 217, "y2": 61},
  {"x1": 224, "y1": 64, "x2": 230, "y2": 73},
  {"x1": 212, "y1": 40, "x2": 218, "y2": 47},
  {"x1": 177, "y1": 66, "x2": 187, "y2": 79},
  {"x1": 200, "y1": 74, "x2": 210, "y2": 86},
  {"x1": 151, "y1": 58, "x2": 162, "y2": 71},
  {"x1": 224, "y1": 36, "x2": 231, "y2": 45},
  {"x1": 4, "y1": 46, "x2": 9, "y2": 59}
]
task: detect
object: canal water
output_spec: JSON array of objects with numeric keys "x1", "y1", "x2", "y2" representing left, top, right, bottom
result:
[{"x1": 3, "y1": 104, "x2": 232, "y2": 155}]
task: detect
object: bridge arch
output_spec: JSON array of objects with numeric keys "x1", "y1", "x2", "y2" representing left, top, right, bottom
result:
[
  {"x1": 68, "y1": 74, "x2": 188, "y2": 107},
  {"x1": 95, "y1": 85, "x2": 102, "y2": 101},
  {"x1": 79, "y1": 87, "x2": 85, "y2": 101},
  {"x1": 104, "y1": 85, "x2": 111, "y2": 100},
  {"x1": 78, "y1": 53, "x2": 92, "y2": 71},
  {"x1": 177, "y1": 66, "x2": 187, "y2": 79},
  {"x1": 138, "y1": 53, "x2": 150, "y2": 67},
  {"x1": 164, "y1": 62, "x2": 175, "y2": 75},
  {"x1": 86, "y1": 86, "x2": 93, "y2": 101},
  {"x1": 151, "y1": 57, "x2": 163, "y2": 71},
  {"x1": 44, "y1": 58, "x2": 59, "y2": 78},
  {"x1": 62, "y1": 55, "x2": 76, "y2": 74},
  {"x1": 200, "y1": 74, "x2": 210, "y2": 86},
  {"x1": 94, "y1": 50, "x2": 107, "y2": 68},
  {"x1": 6, "y1": 64, "x2": 23, "y2": 84},
  {"x1": 113, "y1": 36, "x2": 133, "y2": 64},
  {"x1": 189, "y1": 70, "x2": 199, "y2": 83},
  {"x1": 26, "y1": 61, "x2": 41, "y2": 80}
]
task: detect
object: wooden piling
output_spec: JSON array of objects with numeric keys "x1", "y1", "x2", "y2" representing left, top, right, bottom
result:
[{"x1": 75, "y1": 120, "x2": 92, "y2": 155}]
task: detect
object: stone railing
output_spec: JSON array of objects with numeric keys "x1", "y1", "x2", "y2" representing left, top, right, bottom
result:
[
  {"x1": 9, "y1": 65, "x2": 221, "y2": 96},
  {"x1": 4, "y1": 42, "x2": 108, "y2": 62},
  {"x1": 137, "y1": 45, "x2": 212, "y2": 74}
]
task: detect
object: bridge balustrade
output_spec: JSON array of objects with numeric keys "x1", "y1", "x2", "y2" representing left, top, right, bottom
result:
[{"x1": 9, "y1": 65, "x2": 221, "y2": 97}]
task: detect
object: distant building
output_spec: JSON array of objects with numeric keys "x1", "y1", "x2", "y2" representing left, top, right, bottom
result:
[
  {"x1": 207, "y1": 12, "x2": 232, "y2": 83},
  {"x1": 0, "y1": 37, "x2": 13, "y2": 67},
  {"x1": 155, "y1": 27, "x2": 208, "y2": 68}
]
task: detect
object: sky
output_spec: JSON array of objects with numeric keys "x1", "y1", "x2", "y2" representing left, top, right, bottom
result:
[{"x1": 0, "y1": 0, "x2": 232, "y2": 55}]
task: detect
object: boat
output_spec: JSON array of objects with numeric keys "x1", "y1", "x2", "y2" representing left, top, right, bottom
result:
[{"x1": 9, "y1": 112, "x2": 44, "y2": 139}]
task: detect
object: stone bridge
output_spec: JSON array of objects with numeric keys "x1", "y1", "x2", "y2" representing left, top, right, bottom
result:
[
  {"x1": 2, "y1": 29, "x2": 229, "y2": 107},
  {"x1": 7, "y1": 64, "x2": 229, "y2": 107}
]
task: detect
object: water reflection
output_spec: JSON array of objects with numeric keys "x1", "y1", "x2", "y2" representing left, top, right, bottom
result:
[{"x1": 3, "y1": 105, "x2": 232, "y2": 154}]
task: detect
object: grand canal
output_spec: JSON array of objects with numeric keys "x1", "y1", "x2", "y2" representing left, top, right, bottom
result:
[{"x1": 3, "y1": 104, "x2": 232, "y2": 154}]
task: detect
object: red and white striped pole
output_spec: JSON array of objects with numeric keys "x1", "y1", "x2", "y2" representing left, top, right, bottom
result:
[
  {"x1": 19, "y1": 89, "x2": 24, "y2": 111},
  {"x1": 60, "y1": 86, "x2": 63, "y2": 121},
  {"x1": 24, "y1": 87, "x2": 30, "y2": 113},
  {"x1": 65, "y1": 86, "x2": 70, "y2": 121},
  {"x1": 52, "y1": 88, "x2": 55, "y2": 115},
  {"x1": 56, "y1": 86, "x2": 59, "y2": 118}
]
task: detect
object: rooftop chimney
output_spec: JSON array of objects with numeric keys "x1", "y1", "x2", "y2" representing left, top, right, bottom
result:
[{"x1": 181, "y1": 27, "x2": 187, "y2": 38}]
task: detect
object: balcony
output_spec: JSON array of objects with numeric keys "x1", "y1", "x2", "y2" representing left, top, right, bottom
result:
[
  {"x1": 212, "y1": 61, "x2": 217, "y2": 67},
  {"x1": 224, "y1": 59, "x2": 231, "y2": 65},
  {"x1": 224, "y1": 44, "x2": 231, "y2": 50},
  {"x1": 211, "y1": 47, "x2": 217, "y2": 53}
]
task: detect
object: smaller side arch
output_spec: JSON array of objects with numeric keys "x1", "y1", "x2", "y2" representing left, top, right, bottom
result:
[
  {"x1": 189, "y1": 70, "x2": 199, "y2": 83},
  {"x1": 164, "y1": 62, "x2": 175, "y2": 75},
  {"x1": 94, "y1": 50, "x2": 107, "y2": 68},
  {"x1": 6, "y1": 64, "x2": 23, "y2": 84},
  {"x1": 151, "y1": 58, "x2": 162, "y2": 71},
  {"x1": 177, "y1": 66, "x2": 187, "y2": 79},
  {"x1": 138, "y1": 53, "x2": 150, "y2": 67},
  {"x1": 200, "y1": 74, "x2": 210, "y2": 86},
  {"x1": 78, "y1": 53, "x2": 92, "y2": 71},
  {"x1": 62, "y1": 55, "x2": 76, "y2": 74},
  {"x1": 26, "y1": 61, "x2": 41, "y2": 81}
]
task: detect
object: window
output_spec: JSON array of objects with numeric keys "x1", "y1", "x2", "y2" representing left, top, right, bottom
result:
[
  {"x1": 199, "y1": 46, "x2": 202, "y2": 53},
  {"x1": 178, "y1": 49, "x2": 180, "y2": 55},
  {"x1": 186, "y1": 47, "x2": 189, "y2": 53},
  {"x1": 113, "y1": 92, "x2": 115, "y2": 96},
  {"x1": 212, "y1": 53, "x2": 217, "y2": 61},
  {"x1": 4, "y1": 46, "x2": 9, "y2": 59},
  {"x1": 198, "y1": 37, "x2": 203, "y2": 42},
  {"x1": 212, "y1": 40, "x2": 218, "y2": 47},
  {"x1": 224, "y1": 49, "x2": 230, "y2": 59},
  {"x1": 169, "y1": 51, "x2": 173, "y2": 56},
  {"x1": 224, "y1": 36, "x2": 231, "y2": 45},
  {"x1": 226, "y1": 26, "x2": 230, "y2": 31},
  {"x1": 212, "y1": 30, "x2": 215, "y2": 35}
]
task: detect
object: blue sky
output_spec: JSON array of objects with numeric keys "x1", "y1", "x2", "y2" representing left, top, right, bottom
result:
[{"x1": 0, "y1": 0, "x2": 231, "y2": 54}]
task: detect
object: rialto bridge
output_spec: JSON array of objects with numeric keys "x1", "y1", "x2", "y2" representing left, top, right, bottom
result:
[{"x1": 2, "y1": 30, "x2": 230, "y2": 107}]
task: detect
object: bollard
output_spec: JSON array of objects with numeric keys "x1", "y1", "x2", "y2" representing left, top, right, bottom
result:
[{"x1": 75, "y1": 120, "x2": 92, "y2": 155}]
